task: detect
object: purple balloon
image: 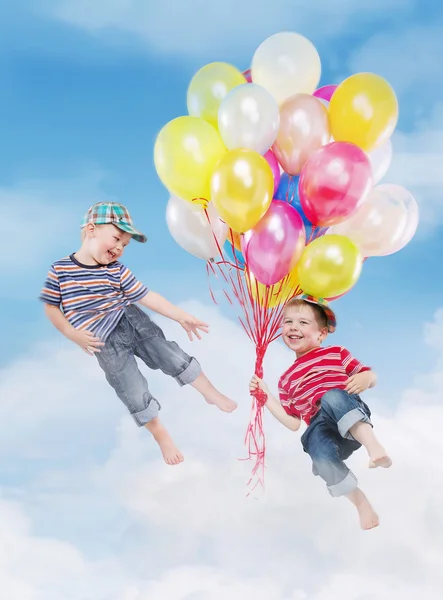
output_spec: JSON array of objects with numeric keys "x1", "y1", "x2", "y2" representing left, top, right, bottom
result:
[
  {"x1": 313, "y1": 84, "x2": 338, "y2": 102},
  {"x1": 242, "y1": 201, "x2": 306, "y2": 286},
  {"x1": 264, "y1": 149, "x2": 281, "y2": 195}
]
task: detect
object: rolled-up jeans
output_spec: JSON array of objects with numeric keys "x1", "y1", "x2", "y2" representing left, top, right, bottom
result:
[
  {"x1": 96, "y1": 305, "x2": 201, "y2": 426},
  {"x1": 301, "y1": 389, "x2": 372, "y2": 497}
]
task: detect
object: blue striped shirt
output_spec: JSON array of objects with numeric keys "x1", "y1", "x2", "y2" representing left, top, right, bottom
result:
[{"x1": 39, "y1": 254, "x2": 148, "y2": 341}]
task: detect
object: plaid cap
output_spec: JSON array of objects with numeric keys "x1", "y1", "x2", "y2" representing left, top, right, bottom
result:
[
  {"x1": 81, "y1": 202, "x2": 147, "y2": 243},
  {"x1": 293, "y1": 294, "x2": 337, "y2": 333}
]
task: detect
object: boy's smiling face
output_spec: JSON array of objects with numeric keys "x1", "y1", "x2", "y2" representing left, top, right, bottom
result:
[
  {"x1": 85, "y1": 223, "x2": 132, "y2": 265},
  {"x1": 282, "y1": 303, "x2": 328, "y2": 357}
]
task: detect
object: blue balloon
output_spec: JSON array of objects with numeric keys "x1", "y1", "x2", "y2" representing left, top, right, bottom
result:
[
  {"x1": 305, "y1": 222, "x2": 313, "y2": 240},
  {"x1": 274, "y1": 173, "x2": 311, "y2": 228},
  {"x1": 223, "y1": 239, "x2": 245, "y2": 269},
  {"x1": 275, "y1": 174, "x2": 330, "y2": 243}
]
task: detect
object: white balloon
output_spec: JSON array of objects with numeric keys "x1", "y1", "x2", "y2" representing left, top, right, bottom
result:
[
  {"x1": 166, "y1": 196, "x2": 228, "y2": 260},
  {"x1": 376, "y1": 184, "x2": 419, "y2": 255},
  {"x1": 329, "y1": 184, "x2": 418, "y2": 257},
  {"x1": 251, "y1": 32, "x2": 321, "y2": 105},
  {"x1": 367, "y1": 139, "x2": 393, "y2": 184},
  {"x1": 218, "y1": 83, "x2": 280, "y2": 154}
]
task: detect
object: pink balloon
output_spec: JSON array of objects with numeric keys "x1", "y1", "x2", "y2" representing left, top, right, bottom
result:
[
  {"x1": 242, "y1": 201, "x2": 306, "y2": 286},
  {"x1": 272, "y1": 93, "x2": 331, "y2": 176},
  {"x1": 313, "y1": 84, "x2": 337, "y2": 102},
  {"x1": 243, "y1": 68, "x2": 252, "y2": 83},
  {"x1": 264, "y1": 149, "x2": 281, "y2": 194},
  {"x1": 299, "y1": 142, "x2": 372, "y2": 227}
]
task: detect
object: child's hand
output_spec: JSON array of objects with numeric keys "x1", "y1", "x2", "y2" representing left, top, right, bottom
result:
[
  {"x1": 68, "y1": 329, "x2": 104, "y2": 355},
  {"x1": 178, "y1": 313, "x2": 209, "y2": 341},
  {"x1": 345, "y1": 371, "x2": 375, "y2": 395},
  {"x1": 249, "y1": 375, "x2": 270, "y2": 397}
]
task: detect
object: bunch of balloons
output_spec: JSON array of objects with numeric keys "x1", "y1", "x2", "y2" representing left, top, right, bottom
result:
[{"x1": 154, "y1": 30, "x2": 418, "y2": 304}]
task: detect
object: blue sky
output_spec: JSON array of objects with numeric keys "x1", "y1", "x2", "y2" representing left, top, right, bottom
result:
[
  {"x1": 1, "y1": 1, "x2": 443, "y2": 599},
  {"x1": 1, "y1": 0, "x2": 442, "y2": 394}
]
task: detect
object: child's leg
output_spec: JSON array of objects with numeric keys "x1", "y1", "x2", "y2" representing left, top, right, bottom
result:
[
  {"x1": 346, "y1": 488, "x2": 379, "y2": 531},
  {"x1": 349, "y1": 422, "x2": 392, "y2": 468},
  {"x1": 319, "y1": 388, "x2": 392, "y2": 469},
  {"x1": 302, "y1": 418, "x2": 359, "y2": 497},
  {"x1": 302, "y1": 419, "x2": 379, "y2": 530},
  {"x1": 131, "y1": 308, "x2": 237, "y2": 413},
  {"x1": 190, "y1": 372, "x2": 237, "y2": 412},
  {"x1": 145, "y1": 417, "x2": 183, "y2": 466},
  {"x1": 96, "y1": 327, "x2": 183, "y2": 466}
]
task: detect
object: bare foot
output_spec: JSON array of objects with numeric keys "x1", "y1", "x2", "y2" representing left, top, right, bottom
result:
[
  {"x1": 190, "y1": 374, "x2": 237, "y2": 412},
  {"x1": 205, "y1": 391, "x2": 237, "y2": 412},
  {"x1": 356, "y1": 498, "x2": 380, "y2": 530},
  {"x1": 346, "y1": 487, "x2": 379, "y2": 531},
  {"x1": 368, "y1": 446, "x2": 392, "y2": 469},
  {"x1": 349, "y1": 422, "x2": 392, "y2": 470},
  {"x1": 157, "y1": 433, "x2": 184, "y2": 466},
  {"x1": 145, "y1": 418, "x2": 184, "y2": 466}
]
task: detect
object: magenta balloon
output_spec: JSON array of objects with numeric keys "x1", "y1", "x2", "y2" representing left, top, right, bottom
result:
[
  {"x1": 242, "y1": 200, "x2": 306, "y2": 286},
  {"x1": 243, "y1": 68, "x2": 252, "y2": 83},
  {"x1": 264, "y1": 149, "x2": 281, "y2": 195},
  {"x1": 299, "y1": 142, "x2": 372, "y2": 227},
  {"x1": 313, "y1": 84, "x2": 337, "y2": 102}
]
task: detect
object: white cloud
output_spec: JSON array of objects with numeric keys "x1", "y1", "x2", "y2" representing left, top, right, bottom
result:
[
  {"x1": 1, "y1": 300, "x2": 443, "y2": 598},
  {"x1": 0, "y1": 497, "x2": 86, "y2": 600},
  {"x1": 42, "y1": 0, "x2": 414, "y2": 61},
  {"x1": 0, "y1": 496, "x2": 149, "y2": 600},
  {"x1": 0, "y1": 340, "x2": 120, "y2": 459}
]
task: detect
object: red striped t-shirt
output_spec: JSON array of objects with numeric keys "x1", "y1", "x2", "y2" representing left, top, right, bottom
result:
[{"x1": 278, "y1": 345, "x2": 370, "y2": 425}]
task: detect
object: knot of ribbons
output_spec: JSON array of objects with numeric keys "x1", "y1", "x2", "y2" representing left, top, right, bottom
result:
[{"x1": 250, "y1": 345, "x2": 268, "y2": 407}]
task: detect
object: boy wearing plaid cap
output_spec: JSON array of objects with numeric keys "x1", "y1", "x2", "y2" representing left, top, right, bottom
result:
[
  {"x1": 250, "y1": 295, "x2": 391, "y2": 530},
  {"x1": 40, "y1": 202, "x2": 237, "y2": 465}
]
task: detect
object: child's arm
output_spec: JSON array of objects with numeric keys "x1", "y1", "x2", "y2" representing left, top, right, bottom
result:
[
  {"x1": 43, "y1": 304, "x2": 104, "y2": 355},
  {"x1": 345, "y1": 370, "x2": 377, "y2": 394},
  {"x1": 341, "y1": 347, "x2": 377, "y2": 394},
  {"x1": 44, "y1": 303, "x2": 75, "y2": 337},
  {"x1": 138, "y1": 291, "x2": 209, "y2": 341},
  {"x1": 249, "y1": 375, "x2": 301, "y2": 432}
]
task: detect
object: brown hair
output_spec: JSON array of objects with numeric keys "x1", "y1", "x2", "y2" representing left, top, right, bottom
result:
[{"x1": 283, "y1": 298, "x2": 328, "y2": 330}]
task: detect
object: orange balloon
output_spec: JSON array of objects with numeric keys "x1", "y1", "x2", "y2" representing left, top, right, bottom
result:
[{"x1": 227, "y1": 229, "x2": 243, "y2": 252}]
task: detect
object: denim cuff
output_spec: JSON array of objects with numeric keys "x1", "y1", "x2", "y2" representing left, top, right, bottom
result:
[
  {"x1": 131, "y1": 397, "x2": 161, "y2": 427},
  {"x1": 174, "y1": 357, "x2": 202, "y2": 386},
  {"x1": 337, "y1": 407, "x2": 372, "y2": 440},
  {"x1": 327, "y1": 470, "x2": 358, "y2": 497}
]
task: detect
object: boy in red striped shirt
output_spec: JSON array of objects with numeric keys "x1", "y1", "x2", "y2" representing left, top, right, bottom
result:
[{"x1": 250, "y1": 295, "x2": 391, "y2": 530}]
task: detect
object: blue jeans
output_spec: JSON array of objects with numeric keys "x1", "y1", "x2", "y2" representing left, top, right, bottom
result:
[
  {"x1": 96, "y1": 305, "x2": 201, "y2": 427},
  {"x1": 301, "y1": 389, "x2": 372, "y2": 497}
]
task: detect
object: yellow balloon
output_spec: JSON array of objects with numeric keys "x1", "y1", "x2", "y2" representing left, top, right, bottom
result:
[
  {"x1": 329, "y1": 73, "x2": 398, "y2": 152},
  {"x1": 210, "y1": 148, "x2": 274, "y2": 233},
  {"x1": 297, "y1": 234, "x2": 362, "y2": 298},
  {"x1": 187, "y1": 62, "x2": 246, "y2": 128},
  {"x1": 249, "y1": 267, "x2": 301, "y2": 308},
  {"x1": 154, "y1": 116, "x2": 227, "y2": 202}
]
